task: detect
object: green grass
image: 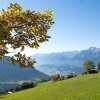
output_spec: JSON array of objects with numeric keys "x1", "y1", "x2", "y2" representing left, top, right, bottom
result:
[{"x1": 1, "y1": 73, "x2": 100, "y2": 100}]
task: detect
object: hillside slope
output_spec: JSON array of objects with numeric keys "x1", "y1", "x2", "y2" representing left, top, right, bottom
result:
[
  {"x1": 2, "y1": 73, "x2": 100, "y2": 100},
  {"x1": 0, "y1": 57, "x2": 49, "y2": 82}
]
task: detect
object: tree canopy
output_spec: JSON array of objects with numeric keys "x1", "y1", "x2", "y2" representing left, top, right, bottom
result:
[
  {"x1": 83, "y1": 60, "x2": 95, "y2": 73},
  {"x1": 0, "y1": 3, "x2": 54, "y2": 68}
]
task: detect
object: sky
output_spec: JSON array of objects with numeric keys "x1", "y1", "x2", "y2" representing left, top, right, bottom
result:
[{"x1": 0, "y1": 0, "x2": 100, "y2": 55}]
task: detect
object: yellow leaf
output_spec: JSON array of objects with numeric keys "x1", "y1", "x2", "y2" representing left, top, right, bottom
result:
[{"x1": 0, "y1": 44, "x2": 3, "y2": 49}]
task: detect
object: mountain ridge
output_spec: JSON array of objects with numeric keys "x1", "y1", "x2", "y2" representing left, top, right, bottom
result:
[
  {"x1": 0, "y1": 56, "x2": 49, "y2": 82},
  {"x1": 34, "y1": 47, "x2": 100, "y2": 75}
]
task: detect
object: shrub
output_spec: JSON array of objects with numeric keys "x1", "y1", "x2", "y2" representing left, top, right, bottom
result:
[
  {"x1": 51, "y1": 74, "x2": 61, "y2": 81},
  {"x1": 66, "y1": 73, "x2": 77, "y2": 79}
]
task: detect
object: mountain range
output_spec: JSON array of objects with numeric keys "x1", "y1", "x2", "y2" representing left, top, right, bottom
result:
[
  {"x1": 0, "y1": 47, "x2": 100, "y2": 83},
  {"x1": 34, "y1": 47, "x2": 100, "y2": 75}
]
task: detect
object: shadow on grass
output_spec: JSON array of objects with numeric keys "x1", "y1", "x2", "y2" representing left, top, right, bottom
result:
[
  {"x1": 0, "y1": 96, "x2": 6, "y2": 98},
  {"x1": 0, "y1": 94, "x2": 8, "y2": 99}
]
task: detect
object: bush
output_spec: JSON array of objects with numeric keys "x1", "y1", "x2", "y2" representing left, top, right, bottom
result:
[
  {"x1": 61, "y1": 73, "x2": 77, "y2": 80},
  {"x1": 82, "y1": 72, "x2": 87, "y2": 75},
  {"x1": 21, "y1": 82, "x2": 34, "y2": 89},
  {"x1": 14, "y1": 81, "x2": 37, "y2": 92},
  {"x1": 66, "y1": 73, "x2": 77, "y2": 79},
  {"x1": 51, "y1": 74, "x2": 61, "y2": 81},
  {"x1": 88, "y1": 69, "x2": 98, "y2": 74}
]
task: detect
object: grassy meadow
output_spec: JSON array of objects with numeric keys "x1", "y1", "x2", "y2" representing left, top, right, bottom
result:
[{"x1": 1, "y1": 73, "x2": 100, "y2": 100}]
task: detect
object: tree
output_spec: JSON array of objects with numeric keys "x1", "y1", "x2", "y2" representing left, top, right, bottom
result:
[
  {"x1": 51, "y1": 74, "x2": 61, "y2": 81},
  {"x1": 97, "y1": 62, "x2": 100, "y2": 71},
  {"x1": 0, "y1": 3, "x2": 54, "y2": 68},
  {"x1": 83, "y1": 60, "x2": 95, "y2": 73}
]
